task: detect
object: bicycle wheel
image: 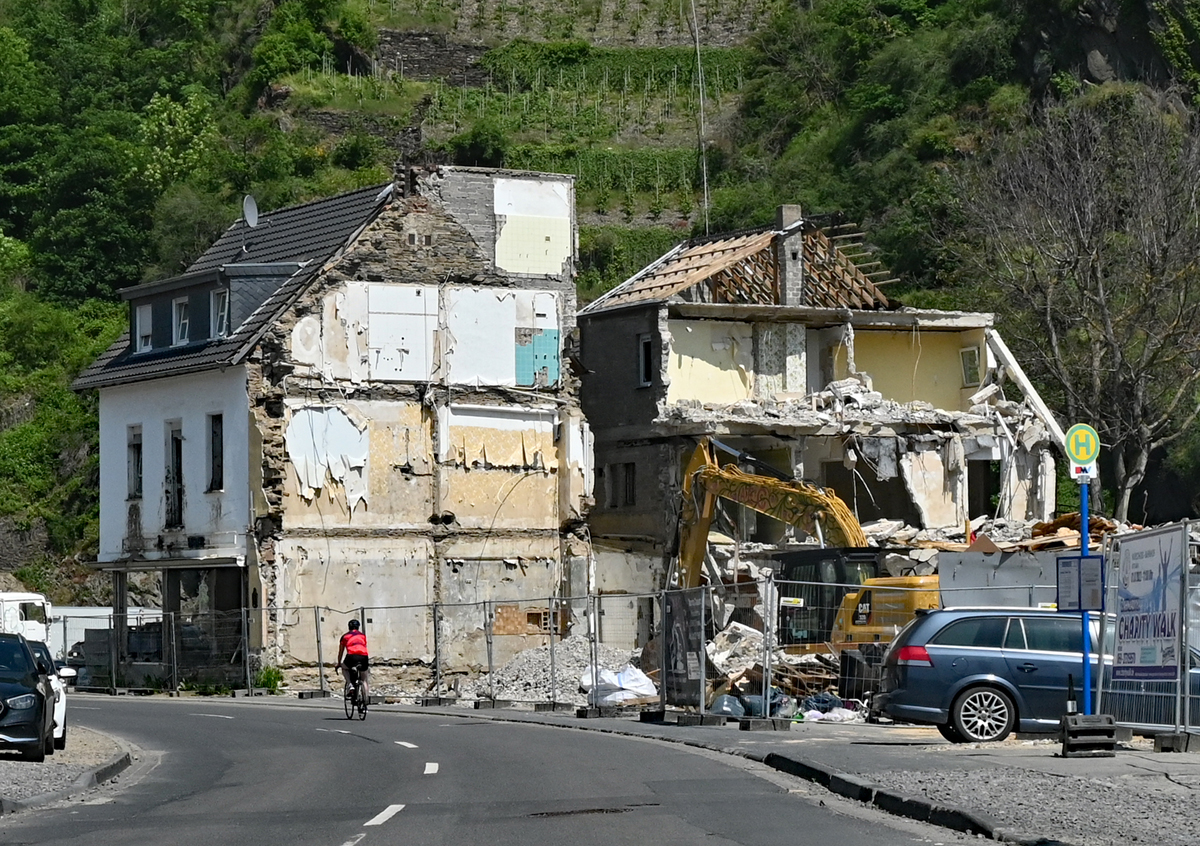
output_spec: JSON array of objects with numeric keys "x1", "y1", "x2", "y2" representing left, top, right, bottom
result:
[
  {"x1": 357, "y1": 684, "x2": 368, "y2": 720},
  {"x1": 343, "y1": 682, "x2": 355, "y2": 719}
]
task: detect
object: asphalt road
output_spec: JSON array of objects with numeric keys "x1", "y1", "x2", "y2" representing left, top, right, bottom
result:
[{"x1": 0, "y1": 697, "x2": 973, "y2": 846}]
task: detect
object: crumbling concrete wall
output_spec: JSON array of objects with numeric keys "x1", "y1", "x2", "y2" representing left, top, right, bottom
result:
[{"x1": 248, "y1": 168, "x2": 590, "y2": 669}]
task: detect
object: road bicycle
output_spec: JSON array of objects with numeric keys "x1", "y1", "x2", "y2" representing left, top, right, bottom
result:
[{"x1": 343, "y1": 666, "x2": 368, "y2": 720}]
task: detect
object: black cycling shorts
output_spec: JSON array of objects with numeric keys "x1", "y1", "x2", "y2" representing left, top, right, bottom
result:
[{"x1": 343, "y1": 654, "x2": 369, "y2": 672}]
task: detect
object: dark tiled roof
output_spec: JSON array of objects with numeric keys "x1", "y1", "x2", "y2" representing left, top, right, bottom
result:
[
  {"x1": 189, "y1": 183, "x2": 391, "y2": 272},
  {"x1": 74, "y1": 184, "x2": 393, "y2": 391},
  {"x1": 73, "y1": 266, "x2": 315, "y2": 390}
]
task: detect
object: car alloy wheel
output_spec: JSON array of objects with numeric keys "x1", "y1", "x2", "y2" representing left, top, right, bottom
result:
[{"x1": 952, "y1": 686, "x2": 1015, "y2": 743}]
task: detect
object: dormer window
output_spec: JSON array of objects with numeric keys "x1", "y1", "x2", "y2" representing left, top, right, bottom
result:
[
  {"x1": 173, "y1": 297, "x2": 190, "y2": 346},
  {"x1": 211, "y1": 289, "x2": 230, "y2": 338},
  {"x1": 135, "y1": 304, "x2": 153, "y2": 353}
]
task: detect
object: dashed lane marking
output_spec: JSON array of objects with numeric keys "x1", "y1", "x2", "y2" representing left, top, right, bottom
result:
[
  {"x1": 363, "y1": 804, "x2": 406, "y2": 826},
  {"x1": 190, "y1": 713, "x2": 234, "y2": 719},
  {"x1": 316, "y1": 729, "x2": 351, "y2": 734},
  {"x1": 339, "y1": 834, "x2": 366, "y2": 846},
  {"x1": 424, "y1": 762, "x2": 439, "y2": 775},
  {"x1": 395, "y1": 741, "x2": 418, "y2": 748}
]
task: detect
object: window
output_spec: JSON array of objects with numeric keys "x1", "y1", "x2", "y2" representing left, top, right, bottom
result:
[
  {"x1": 211, "y1": 289, "x2": 230, "y2": 338},
  {"x1": 136, "y1": 304, "x2": 153, "y2": 353},
  {"x1": 638, "y1": 334, "x2": 653, "y2": 387},
  {"x1": 605, "y1": 462, "x2": 637, "y2": 508},
  {"x1": 207, "y1": 414, "x2": 224, "y2": 491},
  {"x1": 1020, "y1": 617, "x2": 1082, "y2": 654},
  {"x1": 173, "y1": 297, "x2": 190, "y2": 346},
  {"x1": 960, "y1": 346, "x2": 981, "y2": 387},
  {"x1": 165, "y1": 424, "x2": 183, "y2": 528},
  {"x1": 929, "y1": 616, "x2": 1007, "y2": 649},
  {"x1": 127, "y1": 427, "x2": 143, "y2": 499}
]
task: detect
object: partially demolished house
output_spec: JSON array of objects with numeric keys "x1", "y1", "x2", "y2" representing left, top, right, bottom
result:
[
  {"x1": 577, "y1": 206, "x2": 1065, "y2": 590},
  {"x1": 74, "y1": 167, "x2": 593, "y2": 681}
]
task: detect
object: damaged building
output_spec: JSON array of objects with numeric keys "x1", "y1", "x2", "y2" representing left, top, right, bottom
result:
[
  {"x1": 577, "y1": 206, "x2": 1065, "y2": 591},
  {"x1": 74, "y1": 167, "x2": 593, "y2": 682}
]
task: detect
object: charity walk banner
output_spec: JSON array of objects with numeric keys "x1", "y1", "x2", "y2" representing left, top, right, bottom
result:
[{"x1": 1114, "y1": 524, "x2": 1186, "y2": 680}]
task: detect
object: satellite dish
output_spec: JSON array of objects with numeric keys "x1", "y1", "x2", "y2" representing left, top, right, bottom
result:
[{"x1": 243, "y1": 195, "x2": 259, "y2": 228}]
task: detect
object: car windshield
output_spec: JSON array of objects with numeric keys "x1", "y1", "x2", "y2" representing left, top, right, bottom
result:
[
  {"x1": 0, "y1": 638, "x2": 35, "y2": 681},
  {"x1": 28, "y1": 640, "x2": 53, "y2": 667}
]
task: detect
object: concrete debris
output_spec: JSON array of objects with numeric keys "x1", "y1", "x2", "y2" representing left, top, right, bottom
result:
[
  {"x1": 706, "y1": 621, "x2": 764, "y2": 676},
  {"x1": 457, "y1": 634, "x2": 637, "y2": 705}
]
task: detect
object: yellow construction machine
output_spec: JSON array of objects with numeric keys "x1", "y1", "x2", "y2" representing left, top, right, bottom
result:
[{"x1": 677, "y1": 438, "x2": 939, "y2": 690}]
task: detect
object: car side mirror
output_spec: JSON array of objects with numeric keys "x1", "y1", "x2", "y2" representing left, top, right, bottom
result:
[
  {"x1": 57, "y1": 666, "x2": 77, "y2": 680},
  {"x1": 36, "y1": 660, "x2": 51, "y2": 675}
]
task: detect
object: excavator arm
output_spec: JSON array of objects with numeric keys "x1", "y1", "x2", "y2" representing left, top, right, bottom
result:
[{"x1": 678, "y1": 438, "x2": 868, "y2": 588}]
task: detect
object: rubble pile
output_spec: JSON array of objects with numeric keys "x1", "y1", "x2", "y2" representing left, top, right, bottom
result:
[
  {"x1": 706, "y1": 621, "x2": 838, "y2": 708},
  {"x1": 458, "y1": 635, "x2": 638, "y2": 705}
]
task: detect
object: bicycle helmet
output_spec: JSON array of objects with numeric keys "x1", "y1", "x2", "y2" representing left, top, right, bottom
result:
[{"x1": 348, "y1": 619, "x2": 360, "y2": 630}]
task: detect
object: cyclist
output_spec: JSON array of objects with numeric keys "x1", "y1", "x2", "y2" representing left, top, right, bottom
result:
[{"x1": 336, "y1": 619, "x2": 369, "y2": 704}]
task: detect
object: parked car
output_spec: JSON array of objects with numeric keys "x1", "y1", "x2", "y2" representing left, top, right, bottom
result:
[
  {"x1": 27, "y1": 640, "x2": 75, "y2": 750},
  {"x1": 872, "y1": 608, "x2": 1108, "y2": 743},
  {"x1": 0, "y1": 632, "x2": 56, "y2": 761}
]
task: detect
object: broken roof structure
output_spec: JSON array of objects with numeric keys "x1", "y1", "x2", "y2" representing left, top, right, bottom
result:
[{"x1": 577, "y1": 205, "x2": 1067, "y2": 591}]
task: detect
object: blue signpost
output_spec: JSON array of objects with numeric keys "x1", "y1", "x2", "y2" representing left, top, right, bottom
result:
[{"x1": 1064, "y1": 423, "x2": 1101, "y2": 715}]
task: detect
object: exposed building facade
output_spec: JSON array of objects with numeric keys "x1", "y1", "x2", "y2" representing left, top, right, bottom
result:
[
  {"x1": 578, "y1": 207, "x2": 1063, "y2": 589},
  {"x1": 75, "y1": 168, "x2": 593, "y2": 678}
]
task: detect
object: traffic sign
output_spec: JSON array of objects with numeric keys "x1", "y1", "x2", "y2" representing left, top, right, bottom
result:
[{"x1": 1065, "y1": 423, "x2": 1100, "y2": 465}]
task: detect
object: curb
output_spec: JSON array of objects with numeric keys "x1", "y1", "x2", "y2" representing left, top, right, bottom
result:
[{"x1": 0, "y1": 743, "x2": 133, "y2": 816}]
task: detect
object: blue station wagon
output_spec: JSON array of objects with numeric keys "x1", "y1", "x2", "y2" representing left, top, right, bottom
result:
[{"x1": 872, "y1": 608, "x2": 1107, "y2": 742}]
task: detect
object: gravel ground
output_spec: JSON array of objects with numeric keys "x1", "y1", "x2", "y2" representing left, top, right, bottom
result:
[
  {"x1": 0, "y1": 726, "x2": 123, "y2": 802},
  {"x1": 872, "y1": 746, "x2": 1198, "y2": 846}
]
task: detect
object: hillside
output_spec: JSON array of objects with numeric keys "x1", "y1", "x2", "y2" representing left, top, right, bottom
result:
[{"x1": 3, "y1": 0, "x2": 1200, "y2": 596}]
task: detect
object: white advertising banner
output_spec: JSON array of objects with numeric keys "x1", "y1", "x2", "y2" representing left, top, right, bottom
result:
[{"x1": 1114, "y1": 524, "x2": 1186, "y2": 680}]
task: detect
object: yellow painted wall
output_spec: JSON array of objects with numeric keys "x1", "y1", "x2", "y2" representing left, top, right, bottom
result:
[
  {"x1": 441, "y1": 468, "x2": 559, "y2": 529},
  {"x1": 852, "y1": 328, "x2": 986, "y2": 410},
  {"x1": 666, "y1": 319, "x2": 755, "y2": 404}
]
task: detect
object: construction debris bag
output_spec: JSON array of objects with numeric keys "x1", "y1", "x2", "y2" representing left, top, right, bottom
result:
[{"x1": 581, "y1": 664, "x2": 657, "y2": 706}]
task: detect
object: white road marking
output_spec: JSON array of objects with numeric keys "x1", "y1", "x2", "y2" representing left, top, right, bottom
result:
[
  {"x1": 424, "y1": 762, "x2": 439, "y2": 775},
  {"x1": 73, "y1": 706, "x2": 101, "y2": 710},
  {"x1": 190, "y1": 713, "x2": 234, "y2": 719},
  {"x1": 395, "y1": 741, "x2": 418, "y2": 748},
  {"x1": 339, "y1": 834, "x2": 367, "y2": 846},
  {"x1": 363, "y1": 804, "x2": 405, "y2": 826}
]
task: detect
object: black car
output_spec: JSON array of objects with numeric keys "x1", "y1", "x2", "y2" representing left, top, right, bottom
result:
[{"x1": 0, "y1": 632, "x2": 56, "y2": 761}]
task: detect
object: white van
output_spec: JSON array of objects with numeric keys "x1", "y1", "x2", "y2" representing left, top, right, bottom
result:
[{"x1": 0, "y1": 591, "x2": 52, "y2": 644}]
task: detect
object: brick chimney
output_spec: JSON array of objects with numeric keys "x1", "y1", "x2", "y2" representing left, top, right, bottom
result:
[{"x1": 775, "y1": 204, "x2": 804, "y2": 306}]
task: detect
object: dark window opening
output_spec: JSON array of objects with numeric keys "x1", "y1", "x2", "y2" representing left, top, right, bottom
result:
[
  {"x1": 967, "y1": 459, "x2": 1001, "y2": 519},
  {"x1": 638, "y1": 334, "x2": 653, "y2": 386},
  {"x1": 166, "y1": 426, "x2": 184, "y2": 528},
  {"x1": 407, "y1": 233, "x2": 416, "y2": 245},
  {"x1": 127, "y1": 428, "x2": 143, "y2": 499},
  {"x1": 208, "y1": 414, "x2": 224, "y2": 492},
  {"x1": 605, "y1": 463, "x2": 637, "y2": 508},
  {"x1": 423, "y1": 234, "x2": 432, "y2": 245}
]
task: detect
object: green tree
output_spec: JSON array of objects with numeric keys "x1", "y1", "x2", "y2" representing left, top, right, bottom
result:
[{"x1": 946, "y1": 87, "x2": 1200, "y2": 521}]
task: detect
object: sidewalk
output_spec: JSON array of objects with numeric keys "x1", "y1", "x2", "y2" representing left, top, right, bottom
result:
[{"x1": 315, "y1": 697, "x2": 1200, "y2": 846}]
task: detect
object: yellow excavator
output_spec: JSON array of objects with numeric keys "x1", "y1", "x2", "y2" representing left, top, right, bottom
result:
[
  {"x1": 678, "y1": 437, "x2": 868, "y2": 589},
  {"x1": 677, "y1": 438, "x2": 938, "y2": 663}
]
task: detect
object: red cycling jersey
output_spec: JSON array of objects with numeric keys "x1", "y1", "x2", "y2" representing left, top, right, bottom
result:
[{"x1": 340, "y1": 630, "x2": 368, "y2": 656}]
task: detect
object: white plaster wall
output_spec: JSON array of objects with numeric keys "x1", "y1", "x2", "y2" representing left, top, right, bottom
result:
[
  {"x1": 98, "y1": 367, "x2": 251, "y2": 562},
  {"x1": 493, "y1": 177, "x2": 573, "y2": 276}
]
